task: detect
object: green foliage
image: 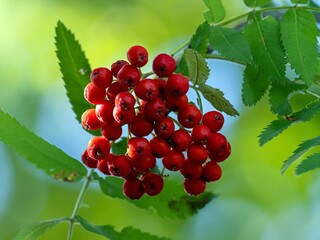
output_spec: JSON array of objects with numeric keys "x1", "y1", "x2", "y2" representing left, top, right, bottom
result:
[
  {"x1": 282, "y1": 136, "x2": 320, "y2": 174},
  {"x1": 245, "y1": 14, "x2": 286, "y2": 84},
  {"x1": 111, "y1": 137, "x2": 128, "y2": 155},
  {"x1": 295, "y1": 153, "x2": 320, "y2": 175},
  {"x1": 291, "y1": 0, "x2": 309, "y2": 4},
  {"x1": 242, "y1": 64, "x2": 270, "y2": 106},
  {"x1": 197, "y1": 84, "x2": 239, "y2": 116},
  {"x1": 97, "y1": 176, "x2": 216, "y2": 219},
  {"x1": 13, "y1": 218, "x2": 67, "y2": 240},
  {"x1": 55, "y1": 21, "x2": 92, "y2": 124},
  {"x1": 280, "y1": 8, "x2": 318, "y2": 86},
  {"x1": 244, "y1": 0, "x2": 271, "y2": 8},
  {"x1": 202, "y1": 0, "x2": 225, "y2": 23},
  {"x1": 183, "y1": 49, "x2": 210, "y2": 86},
  {"x1": 0, "y1": 110, "x2": 87, "y2": 182},
  {"x1": 209, "y1": 26, "x2": 252, "y2": 64},
  {"x1": 75, "y1": 216, "x2": 171, "y2": 240}
]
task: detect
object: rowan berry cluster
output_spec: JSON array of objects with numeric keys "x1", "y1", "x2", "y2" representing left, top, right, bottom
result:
[{"x1": 81, "y1": 45, "x2": 231, "y2": 199}]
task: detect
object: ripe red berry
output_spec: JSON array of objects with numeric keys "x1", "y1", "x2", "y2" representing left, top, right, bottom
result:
[
  {"x1": 178, "y1": 104, "x2": 202, "y2": 128},
  {"x1": 117, "y1": 64, "x2": 141, "y2": 88},
  {"x1": 143, "y1": 97, "x2": 167, "y2": 122},
  {"x1": 150, "y1": 136, "x2": 171, "y2": 158},
  {"x1": 123, "y1": 178, "x2": 145, "y2": 200},
  {"x1": 183, "y1": 178, "x2": 206, "y2": 196},
  {"x1": 152, "y1": 53, "x2": 176, "y2": 77},
  {"x1": 101, "y1": 121, "x2": 122, "y2": 140},
  {"x1": 129, "y1": 115, "x2": 154, "y2": 137},
  {"x1": 165, "y1": 94, "x2": 188, "y2": 112},
  {"x1": 127, "y1": 45, "x2": 148, "y2": 68},
  {"x1": 81, "y1": 149, "x2": 98, "y2": 168},
  {"x1": 170, "y1": 129, "x2": 191, "y2": 152},
  {"x1": 111, "y1": 60, "x2": 129, "y2": 77},
  {"x1": 90, "y1": 67, "x2": 113, "y2": 89},
  {"x1": 141, "y1": 173, "x2": 164, "y2": 196},
  {"x1": 134, "y1": 79, "x2": 159, "y2": 101},
  {"x1": 191, "y1": 125, "x2": 212, "y2": 145},
  {"x1": 81, "y1": 109, "x2": 102, "y2": 130},
  {"x1": 84, "y1": 82, "x2": 106, "y2": 104},
  {"x1": 180, "y1": 159, "x2": 203, "y2": 179},
  {"x1": 154, "y1": 78, "x2": 166, "y2": 99},
  {"x1": 97, "y1": 155, "x2": 113, "y2": 175},
  {"x1": 162, "y1": 149, "x2": 185, "y2": 171},
  {"x1": 95, "y1": 100, "x2": 115, "y2": 123},
  {"x1": 202, "y1": 161, "x2": 222, "y2": 182},
  {"x1": 106, "y1": 81, "x2": 128, "y2": 102},
  {"x1": 209, "y1": 141, "x2": 231, "y2": 162},
  {"x1": 202, "y1": 111, "x2": 224, "y2": 133},
  {"x1": 127, "y1": 137, "x2": 151, "y2": 161},
  {"x1": 114, "y1": 92, "x2": 136, "y2": 110},
  {"x1": 165, "y1": 74, "x2": 189, "y2": 97},
  {"x1": 86, "y1": 136, "x2": 110, "y2": 160},
  {"x1": 112, "y1": 107, "x2": 135, "y2": 125},
  {"x1": 154, "y1": 117, "x2": 175, "y2": 138},
  {"x1": 187, "y1": 144, "x2": 208, "y2": 164},
  {"x1": 132, "y1": 154, "x2": 156, "y2": 173},
  {"x1": 206, "y1": 133, "x2": 228, "y2": 156},
  {"x1": 108, "y1": 154, "x2": 132, "y2": 178}
]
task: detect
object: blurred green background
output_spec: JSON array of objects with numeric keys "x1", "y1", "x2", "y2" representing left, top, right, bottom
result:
[{"x1": 1, "y1": 0, "x2": 320, "y2": 239}]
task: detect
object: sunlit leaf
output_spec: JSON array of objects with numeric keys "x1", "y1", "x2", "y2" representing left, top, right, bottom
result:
[
  {"x1": 202, "y1": 0, "x2": 225, "y2": 23},
  {"x1": 291, "y1": 0, "x2": 309, "y2": 4},
  {"x1": 244, "y1": 0, "x2": 271, "y2": 7},
  {"x1": 295, "y1": 153, "x2": 320, "y2": 175},
  {"x1": 280, "y1": 8, "x2": 318, "y2": 85},
  {"x1": 0, "y1": 110, "x2": 87, "y2": 182}
]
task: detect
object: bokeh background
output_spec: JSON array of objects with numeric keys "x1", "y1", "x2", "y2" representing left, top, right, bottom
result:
[{"x1": 1, "y1": 0, "x2": 320, "y2": 239}]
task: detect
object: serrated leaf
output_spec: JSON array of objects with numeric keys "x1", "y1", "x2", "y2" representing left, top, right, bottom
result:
[
  {"x1": 55, "y1": 21, "x2": 92, "y2": 124},
  {"x1": 259, "y1": 99, "x2": 320, "y2": 145},
  {"x1": 282, "y1": 136, "x2": 320, "y2": 174},
  {"x1": 111, "y1": 137, "x2": 128, "y2": 155},
  {"x1": 268, "y1": 81, "x2": 306, "y2": 115},
  {"x1": 244, "y1": 0, "x2": 271, "y2": 7},
  {"x1": 242, "y1": 64, "x2": 270, "y2": 106},
  {"x1": 184, "y1": 49, "x2": 209, "y2": 86},
  {"x1": 245, "y1": 14, "x2": 286, "y2": 83},
  {"x1": 280, "y1": 8, "x2": 318, "y2": 85},
  {"x1": 295, "y1": 153, "x2": 320, "y2": 175},
  {"x1": 0, "y1": 110, "x2": 87, "y2": 182},
  {"x1": 197, "y1": 84, "x2": 239, "y2": 116},
  {"x1": 97, "y1": 176, "x2": 216, "y2": 219},
  {"x1": 291, "y1": 0, "x2": 309, "y2": 4},
  {"x1": 75, "y1": 216, "x2": 170, "y2": 240},
  {"x1": 209, "y1": 26, "x2": 252, "y2": 64},
  {"x1": 13, "y1": 218, "x2": 66, "y2": 240},
  {"x1": 202, "y1": 0, "x2": 225, "y2": 23}
]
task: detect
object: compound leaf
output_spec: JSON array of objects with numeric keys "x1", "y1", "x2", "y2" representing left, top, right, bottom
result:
[
  {"x1": 184, "y1": 49, "x2": 210, "y2": 86},
  {"x1": 295, "y1": 153, "x2": 320, "y2": 175},
  {"x1": 244, "y1": 0, "x2": 271, "y2": 7},
  {"x1": 97, "y1": 176, "x2": 216, "y2": 219},
  {"x1": 245, "y1": 14, "x2": 286, "y2": 84},
  {"x1": 280, "y1": 8, "x2": 318, "y2": 86},
  {"x1": 55, "y1": 21, "x2": 92, "y2": 124},
  {"x1": 198, "y1": 84, "x2": 239, "y2": 116},
  {"x1": 209, "y1": 26, "x2": 252, "y2": 64},
  {"x1": 0, "y1": 110, "x2": 87, "y2": 182},
  {"x1": 282, "y1": 136, "x2": 320, "y2": 174},
  {"x1": 202, "y1": 0, "x2": 225, "y2": 23},
  {"x1": 242, "y1": 64, "x2": 270, "y2": 106},
  {"x1": 13, "y1": 218, "x2": 66, "y2": 240}
]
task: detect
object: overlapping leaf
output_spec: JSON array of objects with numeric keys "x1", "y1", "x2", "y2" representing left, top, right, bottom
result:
[
  {"x1": 0, "y1": 110, "x2": 87, "y2": 182},
  {"x1": 244, "y1": 0, "x2": 271, "y2": 7},
  {"x1": 202, "y1": 0, "x2": 225, "y2": 23},
  {"x1": 295, "y1": 153, "x2": 320, "y2": 175},
  {"x1": 184, "y1": 49, "x2": 209, "y2": 86}
]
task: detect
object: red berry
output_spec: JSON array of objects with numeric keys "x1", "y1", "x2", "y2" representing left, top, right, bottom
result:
[
  {"x1": 106, "y1": 81, "x2": 128, "y2": 102},
  {"x1": 191, "y1": 125, "x2": 211, "y2": 145},
  {"x1": 170, "y1": 129, "x2": 191, "y2": 152},
  {"x1": 141, "y1": 173, "x2": 164, "y2": 196},
  {"x1": 202, "y1": 161, "x2": 222, "y2": 182},
  {"x1": 97, "y1": 154, "x2": 114, "y2": 175},
  {"x1": 127, "y1": 45, "x2": 148, "y2": 68},
  {"x1": 117, "y1": 64, "x2": 141, "y2": 88},
  {"x1": 143, "y1": 97, "x2": 167, "y2": 122},
  {"x1": 114, "y1": 92, "x2": 136, "y2": 110},
  {"x1": 81, "y1": 149, "x2": 98, "y2": 168},
  {"x1": 95, "y1": 100, "x2": 115, "y2": 123},
  {"x1": 108, "y1": 155, "x2": 132, "y2": 178},
  {"x1": 111, "y1": 60, "x2": 129, "y2": 77},
  {"x1": 183, "y1": 178, "x2": 206, "y2": 196},
  {"x1": 178, "y1": 104, "x2": 202, "y2": 128},
  {"x1": 81, "y1": 109, "x2": 102, "y2": 130},
  {"x1": 165, "y1": 74, "x2": 189, "y2": 97},
  {"x1": 101, "y1": 121, "x2": 122, "y2": 140},
  {"x1": 165, "y1": 94, "x2": 188, "y2": 112},
  {"x1": 112, "y1": 107, "x2": 135, "y2": 125},
  {"x1": 86, "y1": 136, "x2": 110, "y2": 160},
  {"x1": 154, "y1": 117, "x2": 175, "y2": 138},
  {"x1": 90, "y1": 67, "x2": 113, "y2": 89},
  {"x1": 162, "y1": 149, "x2": 184, "y2": 171},
  {"x1": 206, "y1": 133, "x2": 228, "y2": 156},
  {"x1": 209, "y1": 141, "x2": 231, "y2": 162},
  {"x1": 187, "y1": 144, "x2": 208, "y2": 164},
  {"x1": 150, "y1": 136, "x2": 171, "y2": 158},
  {"x1": 129, "y1": 115, "x2": 154, "y2": 137},
  {"x1": 127, "y1": 137, "x2": 151, "y2": 161},
  {"x1": 154, "y1": 78, "x2": 166, "y2": 99},
  {"x1": 134, "y1": 79, "x2": 159, "y2": 101},
  {"x1": 123, "y1": 178, "x2": 145, "y2": 200},
  {"x1": 202, "y1": 111, "x2": 224, "y2": 133},
  {"x1": 132, "y1": 154, "x2": 156, "y2": 173},
  {"x1": 84, "y1": 82, "x2": 106, "y2": 104},
  {"x1": 180, "y1": 159, "x2": 203, "y2": 179},
  {"x1": 152, "y1": 53, "x2": 176, "y2": 77}
]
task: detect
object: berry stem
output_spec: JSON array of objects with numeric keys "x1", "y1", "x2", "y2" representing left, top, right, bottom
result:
[{"x1": 67, "y1": 169, "x2": 94, "y2": 240}]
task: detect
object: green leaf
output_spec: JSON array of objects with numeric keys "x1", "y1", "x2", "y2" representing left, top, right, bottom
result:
[
  {"x1": 184, "y1": 49, "x2": 210, "y2": 86},
  {"x1": 282, "y1": 136, "x2": 320, "y2": 174},
  {"x1": 295, "y1": 153, "x2": 320, "y2": 175},
  {"x1": 111, "y1": 137, "x2": 128, "y2": 155},
  {"x1": 245, "y1": 14, "x2": 286, "y2": 84},
  {"x1": 97, "y1": 176, "x2": 217, "y2": 219},
  {"x1": 291, "y1": 0, "x2": 309, "y2": 4},
  {"x1": 268, "y1": 81, "x2": 306, "y2": 115},
  {"x1": 209, "y1": 26, "x2": 252, "y2": 64},
  {"x1": 241, "y1": 64, "x2": 270, "y2": 106},
  {"x1": 244, "y1": 0, "x2": 271, "y2": 7},
  {"x1": 202, "y1": 0, "x2": 225, "y2": 23},
  {"x1": 280, "y1": 8, "x2": 318, "y2": 85},
  {"x1": 75, "y1": 216, "x2": 171, "y2": 240},
  {"x1": 0, "y1": 110, "x2": 87, "y2": 182},
  {"x1": 55, "y1": 21, "x2": 92, "y2": 124},
  {"x1": 13, "y1": 218, "x2": 66, "y2": 240},
  {"x1": 259, "y1": 99, "x2": 320, "y2": 146},
  {"x1": 197, "y1": 84, "x2": 239, "y2": 116}
]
